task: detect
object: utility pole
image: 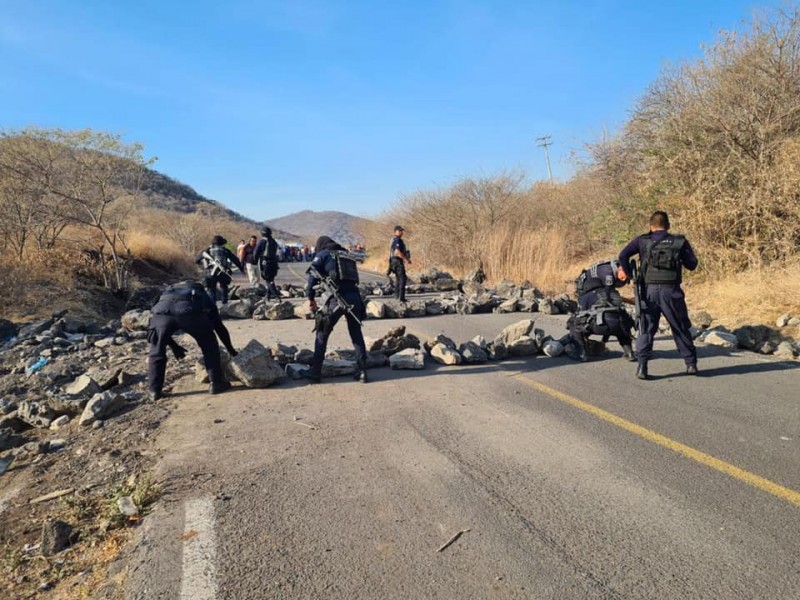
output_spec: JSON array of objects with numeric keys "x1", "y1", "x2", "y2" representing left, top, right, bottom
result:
[{"x1": 535, "y1": 135, "x2": 554, "y2": 184}]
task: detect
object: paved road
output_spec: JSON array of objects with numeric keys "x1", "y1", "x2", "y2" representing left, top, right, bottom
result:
[{"x1": 123, "y1": 276, "x2": 800, "y2": 599}]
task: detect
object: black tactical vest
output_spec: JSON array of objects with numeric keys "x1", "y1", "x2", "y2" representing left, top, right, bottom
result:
[
  {"x1": 642, "y1": 234, "x2": 685, "y2": 285},
  {"x1": 332, "y1": 252, "x2": 359, "y2": 284}
]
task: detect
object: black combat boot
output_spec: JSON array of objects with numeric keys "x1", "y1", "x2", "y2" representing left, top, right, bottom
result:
[
  {"x1": 636, "y1": 363, "x2": 649, "y2": 380},
  {"x1": 148, "y1": 389, "x2": 162, "y2": 401},
  {"x1": 622, "y1": 345, "x2": 636, "y2": 362},
  {"x1": 354, "y1": 359, "x2": 368, "y2": 383},
  {"x1": 686, "y1": 364, "x2": 698, "y2": 375},
  {"x1": 209, "y1": 380, "x2": 232, "y2": 394}
]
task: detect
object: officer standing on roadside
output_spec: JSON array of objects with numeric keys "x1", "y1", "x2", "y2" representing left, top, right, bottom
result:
[
  {"x1": 388, "y1": 225, "x2": 411, "y2": 302},
  {"x1": 254, "y1": 227, "x2": 282, "y2": 301},
  {"x1": 302, "y1": 236, "x2": 368, "y2": 384},
  {"x1": 195, "y1": 235, "x2": 243, "y2": 304},
  {"x1": 146, "y1": 280, "x2": 238, "y2": 401},
  {"x1": 619, "y1": 211, "x2": 699, "y2": 380}
]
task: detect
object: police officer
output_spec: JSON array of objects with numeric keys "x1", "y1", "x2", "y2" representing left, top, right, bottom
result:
[
  {"x1": 388, "y1": 225, "x2": 411, "y2": 302},
  {"x1": 195, "y1": 235, "x2": 243, "y2": 304},
  {"x1": 146, "y1": 280, "x2": 238, "y2": 400},
  {"x1": 254, "y1": 227, "x2": 281, "y2": 300},
  {"x1": 302, "y1": 236, "x2": 368, "y2": 384},
  {"x1": 568, "y1": 265, "x2": 636, "y2": 362},
  {"x1": 619, "y1": 211, "x2": 699, "y2": 380}
]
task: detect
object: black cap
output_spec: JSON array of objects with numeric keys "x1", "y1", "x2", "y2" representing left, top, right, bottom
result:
[
  {"x1": 212, "y1": 235, "x2": 226, "y2": 246},
  {"x1": 261, "y1": 226, "x2": 272, "y2": 237},
  {"x1": 394, "y1": 225, "x2": 405, "y2": 232}
]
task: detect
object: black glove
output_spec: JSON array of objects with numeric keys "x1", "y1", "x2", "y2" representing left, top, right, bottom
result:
[
  {"x1": 170, "y1": 343, "x2": 187, "y2": 361},
  {"x1": 227, "y1": 347, "x2": 238, "y2": 358}
]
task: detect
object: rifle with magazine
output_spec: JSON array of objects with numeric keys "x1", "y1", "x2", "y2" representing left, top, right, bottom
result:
[
  {"x1": 631, "y1": 259, "x2": 646, "y2": 332},
  {"x1": 201, "y1": 250, "x2": 233, "y2": 285},
  {"x1": 307, "y1": 255, "x2": 363, "y2": 334}
]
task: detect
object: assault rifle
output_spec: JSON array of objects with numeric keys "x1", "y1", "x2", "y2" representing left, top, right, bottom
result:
[
  {"x1": 306, "y1": 263, "x2": 363, "y2": 332},
  {"x1": 201, "y1": 250, "x2": 233, "y2": 283},
  {"x1": 630, "y1": 259, "x2": 646, "y2": 332}
]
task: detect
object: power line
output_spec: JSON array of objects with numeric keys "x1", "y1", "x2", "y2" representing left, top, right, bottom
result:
[{"x1": 535, "y1": 135, "x2": 554, "y2": 184}]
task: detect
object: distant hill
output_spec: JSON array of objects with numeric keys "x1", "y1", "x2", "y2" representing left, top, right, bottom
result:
[{"x1": 266, "y1": 210, "x2": 371, "y2": 246}]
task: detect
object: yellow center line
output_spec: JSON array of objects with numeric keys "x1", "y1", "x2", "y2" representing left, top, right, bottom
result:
[{"x1": 513, "y1": 374, "x2": 800, "y2": 508}]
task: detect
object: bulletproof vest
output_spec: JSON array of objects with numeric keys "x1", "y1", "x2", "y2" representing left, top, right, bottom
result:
[
  {"x1": 642, "y1": 234, "x2": 685, "y2": 285},
  {"x1": 206, "y1": 246, "x2": 232, "y2": 274},
  {"x1": 575, "y1": 260, "x2": 619, "y2": 296},
  {"x1": 152, "y1": 284, "x2": 206, "y2": 317},
  {"x1": 332, "y1": 251, "x2": 359, "y2": 284}
]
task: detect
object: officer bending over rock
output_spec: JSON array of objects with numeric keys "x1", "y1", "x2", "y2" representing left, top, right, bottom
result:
[
  {"x1": 302, "y1": 236, "x2": 368, "y2": 384},
  {"x1": 146, "y1": 280, "x2": 238, "y2": 400},
  {"x1": 619, "y1": 210, "x2": 699, "y2": 380},
  {"x1": 568, "y1": 260, "x2": 636, "y2": 362}
]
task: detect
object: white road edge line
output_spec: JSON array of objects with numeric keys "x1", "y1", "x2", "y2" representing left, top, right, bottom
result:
[{"x1": 181, "y1": 497, "x2": 218, "y2": 600}]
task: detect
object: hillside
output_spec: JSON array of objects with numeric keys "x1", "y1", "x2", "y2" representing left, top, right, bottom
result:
[{"x1": 266, "y1": 210, "x2": 371, "y2": 246}]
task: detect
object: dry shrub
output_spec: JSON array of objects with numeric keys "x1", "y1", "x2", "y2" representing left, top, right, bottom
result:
[{"x1": 125, "y1": 229, "x2": 195, "y2": 275}]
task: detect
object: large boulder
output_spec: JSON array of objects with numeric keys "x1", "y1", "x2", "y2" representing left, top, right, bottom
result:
[
  {"x1": 537, "y1": 298, "x2": 558, "y2": 315},
  {"x1": 692, "y1": 310, "x2": 713, "y2": 329},
  {"x1": 234, "y1": 286, "x2": 266, "y2": 301},
  {"x1": 496, "y1": 280, "x2": 517, "y2": 298},
  {"x1": 366, "y1": 300, "x2": 386, "y2": 319},
  {"x1": 269, "y1": 343, "x2": 297, "y2": 365},
  {"x1": 543, "y1": 340, "x2": 564, "y2": 357},
  {"x1": 405, "y1": 301, "x2": 428, "y2": 318},
  {"x1": 227, "y1": 340, "x2": 284, "y2": 387},
  {"x1": 495, "y1": 319, "x2": 536, "y2": 347},
  {"x1": 424, "y1": 300, "x2": 445, "y2": 315},
  {"x1": 433, "y1": 279, "x2": 460, "y2": 292},
  {"x1": 375, "y1": 326, "x2": 421, "y2": 356},
  {"x1": 774, "y1": 341, "x2": 798, "y2": 359},
  {"x1": 465, "y1": 266, "x2": 486, "y2": 284},
  {"x1": 553, "y1": 295, "x2": 577, "y2": 314},
  {"x1": 63, "y1": 374, "x2": 101, "y2": 397},
  {"x1": 704, "y1": 330, "x2": 737, "y2": 348},
  {"x1": 322, "y1": 359, "x2": 357, "y2": 377},
  {"x1": 733, "y1": 325, "x2": 774, "y2": 350},
  {"x1": 389, "y1": 349, "x2": 425, "y2": 370},
  {"x1": 120, "y1": 309, "x2": 152, "y2": 332},
  {"x1": 457, "y1": 292, "x2": 497, "y2": 315},
  {"x1": 487, "y1": 341, "x2": 508, "y2": 360},
  {"x1": 424, "y1": 334, "x2": 457, "y2": 353},
  {"x1": 17, "y1": 401, "x2": 57, "y2": 429},
  {"x1": 461, "y1": 281, "x2": 485, "y2": 296},
  {"x1": 382, "y1": 300, "x2": 408, "y2": 319},
  {"x1": 508, "y1": 336, "x2": 539, "y2": 356},
  {"x1": 430, "y1": 343, "x2": 462, "y2": 365},
  {"x1": 265, "y1": 301, "x2": 295, "y2": 320},
  {"x1": 459, "y1": 341, "x2": 488, "y2": 364},
  {"x1": 79, "y1": 391, "x2": 125, "y2": 426},
  {"x1": 219, "y1": 300, "x2": 254, "y2": 319},
  {"x1": 495, "y1": 298, "x2": 518, "y2": 314}
]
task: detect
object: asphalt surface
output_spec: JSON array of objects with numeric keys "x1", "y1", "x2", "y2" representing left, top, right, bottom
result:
[{"x1": 124, "y1": 268, "x2": 800, "y2": 599}]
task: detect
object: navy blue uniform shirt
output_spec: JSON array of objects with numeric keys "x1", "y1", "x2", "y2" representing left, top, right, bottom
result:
[
  {"x1": 306, "y1": 250, "x2": 359, "y2": 301},
  {"x1": 389, "y1": 235, "x2": 407, "y2": 259},
  {"x1": 619, "y1": 231, "x2": 698, "y2": 280}
]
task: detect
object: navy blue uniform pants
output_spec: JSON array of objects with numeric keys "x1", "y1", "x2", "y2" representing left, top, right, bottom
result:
[
  {"x1": 570, "y1": 314, "x2": 633, "y2": 348},
  {"x1": 260, "y1": 260, "x2": 281, "y2": 300},
  {"x1": 148, "y1": 313, "x2": 224, "y2": 394},
  {"x1": 312, "y1": 296, "x2": 367, "y2": 376},
  {"x1": 204, "y1": 274, "x2": 230, "y2": 304},
  {"x1": 390, "y1": 258, "x2": 407, "y2": 301},
  {"x1": 636, "y1": 284, "x2": 696, "y2": 366}
]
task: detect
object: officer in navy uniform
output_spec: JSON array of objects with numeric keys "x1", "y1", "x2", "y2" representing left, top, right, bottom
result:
[
  {"x1": 619, "y1": 211, "x2": 699, "y2": 380},
  {"x1": 302, "y1": 236, "x2": 368, "y2": 384},
  {"x1": 388, "y1": 225, "x2": 411, "y2": 302},
  {"x1": 195, "y1": 235, "x2": 243, "y2": 304},
  {"x1": 146, "y1": 280, "x2": 238, "y2": 400},
  {"x1": 568, "y1": 265, "x2": 636, "y2": 362},
  {"x1": 254, "y1": 227, "x2": 282, "y2": 300}
]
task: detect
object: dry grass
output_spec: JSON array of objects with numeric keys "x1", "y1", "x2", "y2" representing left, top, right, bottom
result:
[
  {"x1": 688, "y1": 261, "x2": 800, "y2": 330},
  {"x1": 125, "y1": 229, "x2": 196, "y2": 274}
]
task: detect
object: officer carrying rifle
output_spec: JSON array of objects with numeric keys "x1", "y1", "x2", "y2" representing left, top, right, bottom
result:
[
  {"x1": 195, "y1": 235, "x2": 244, "y2": 304},
  {"x1": 302, "y1": 236, "x2": 368, "y2": 384}
]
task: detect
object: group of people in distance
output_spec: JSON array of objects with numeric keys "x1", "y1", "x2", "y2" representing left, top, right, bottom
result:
[{"x1": 144, "y1": 211, "x2": 697, "y2": 400}]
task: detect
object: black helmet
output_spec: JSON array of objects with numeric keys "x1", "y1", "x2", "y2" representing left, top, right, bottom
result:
[
  {"x1": 212, "y1": 235, "x2": 226, "y2": 246},
  {"x1": 261, "y1": 227, "x2": 272, "y2": 237}
]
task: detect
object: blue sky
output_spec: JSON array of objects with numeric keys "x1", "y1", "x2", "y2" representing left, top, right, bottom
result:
[{"x1": 0, "y1": 0, "x2": 781, "y2": 220}]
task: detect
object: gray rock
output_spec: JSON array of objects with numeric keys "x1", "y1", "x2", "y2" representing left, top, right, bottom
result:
[
  {"x1": 433, "y1": 278, "x2": 460, "y2": 292},
  {"x1": 366, "y1": 300, "x2": 386, "y2": 319},
  {"x1": 776, "y1": 313, "x2": 792, "y2": 328},
  {"x1": 366, "y1": 351, "x2": 389, "y2": 368},
  {"x1": 430, "y1": 343, "x2": 462, "y2": 365},
  {"x1": 521, "y1": 287, "x2": 544, "y2": 300},
  {"x1": 537, "y1": 298, "x2": 558, "y2": 315},
  {"x1": 461, "y1": 281, "x2": 485, "y2": 296},
  {"x1": 293, "y1": 303, "x2": 314, "y2": 320},
  {"x1": 79, "y1": 391, "x2": 124, "y2": 426},
  {"x1": 219, "y1": 300, "x2": 254, "y2": 319},
  {"x1": 234, "y1": 286, "x2": 266, "y2": 301},
  {"x1": 389, "y1": 348, "x2": 425, "y2": 369},
  {"x1": 471, "y1": 335, "x2": 488, "y2": 349},
  {"x1": 382, "y1": 300, "x2": 408, "y2": 319},
  {"x1": 704, "y1": 330, "x2": 738, "y2": 348},
  {"x1": 487, "y1": 342, "x2": 508, "y2": 360},
  {"x1": 495, "y1": 298, "x2": 518, "y2": 314},
  {"x1": 774, "y1": 341, "x2": 797, "y2": 359},
  {"x1": 508, "y1": 336, "x2": 539, "y2": 356},
  {"x1": 496, "y1": 280, "x2": 517, "y2": 298},
  {"x1": 93, "y1": 337, "x2": 115, "y2": 349},
  {"x1": 117, "y1": 496, "x2": 139, "y2": 517},
  {"x1": 0, "y1": 427, "x2": 24, "y2": 451},
  {"x1": 691, "y1": 310, "x2": 713, "y2": 329},
  {"x1": 457, "y1": 292, "x2": 498, "y2": 315},
  {"x1": 553, "y1": 295, "x2": 577, "y2": 314},
  {"x1": 0, "y1": 455, "x2": 14, "y2": 476},
  {"x1": 41, "y1": 519, "x2": 73, "y2": 556},
  {"x1": 265, "y1": 301, "x2": 296, "y2": 320},
  {"x1": 227, "y1": 340, "x2": 285, "y2": 387},
  {"x1": 269, "y1": 343, "x2": 297, "y2": 365},
  {"x1": 756, "y1": 340, "x2": 777, "y2": 355},
  {"x1": 322, "y1": 359, "x2": 357, "y2": 377},
  {"x1": 789, "y1": 317, "x2": 800, "y2": 327},
  {"x1": 465, "y1": 267, "x2": 486, "y2": 284},
  {"x1": 405, "y1": 301, "x2": 428, "y2": 318},
  {"x1": 64, "y1": 374, "x2": 101, "y2": 397},
  {"x1": 120, "y1": 309, "x2": 152, "y2": 332},
  {"x1": 294, "y1": 349, "x2": 314, "y2": 365},
  {"x1": 17, "y1": 318, "x2": 55, "y2": 340},
  {"x1": 48, "y1": 439, "x2": 66, "y2": 451},
  {"x1": 0, "y1": 398, "x2": 18, "y2": 415},
  {"x1": 543, "y1": 340, "x2": 564, "y2": 357},
  {"x1": 424, "y1": 334, "x2": 457, "y2": 352},
  {"x1": 17, "y1": 401, "x2": 56, "y2": 429},
  {"x1": 424, "y1": 300, "x2": 445, "y2": 315},
  {"x1": 733, "y1": 325, "x2": 773, "y2": 350},
  {"x1": 285, "y1": 363, "x2": 310, "y2": 380},
  {"x1": 459, "y1": 341, "x2": 488, "y2": 364},
  {"x1": 49, "y1": 415, "x2": 70, "y2": 430},
  {"x1": 494, "y1": 319, "x2": 536, "y2": 347}
]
